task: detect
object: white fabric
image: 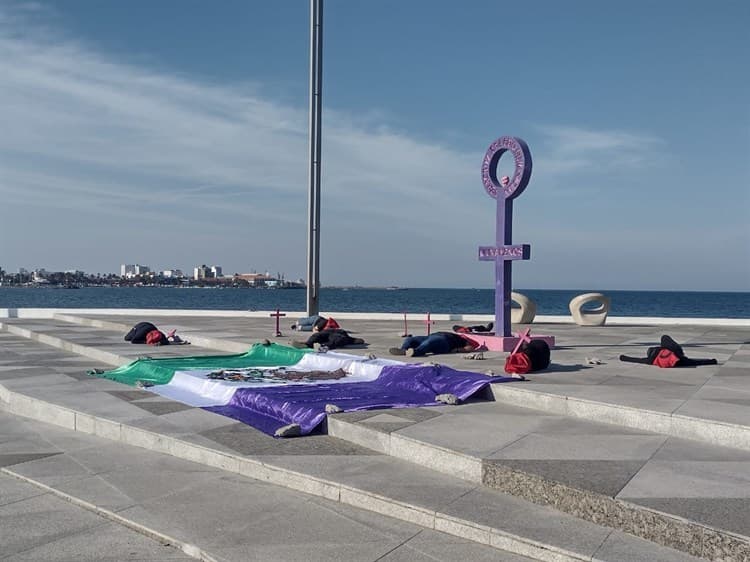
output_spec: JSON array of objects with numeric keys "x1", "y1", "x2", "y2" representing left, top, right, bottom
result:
[{"x1": 148, "y1": 351, "x2": 397, "y2": 407}]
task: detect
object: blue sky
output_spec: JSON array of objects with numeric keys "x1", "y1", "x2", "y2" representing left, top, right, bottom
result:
[{"x1": 0, "y1": 0, "x2": 748, "y2": 290}]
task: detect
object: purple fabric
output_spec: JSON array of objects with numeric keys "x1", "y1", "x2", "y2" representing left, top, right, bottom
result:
[{"x1": 205, "y1": 363, "x2": 517, "y2": 437}]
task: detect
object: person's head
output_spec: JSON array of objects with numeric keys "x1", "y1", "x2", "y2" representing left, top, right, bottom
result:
[{"x1": 500, "y1": 175, "x2": 510, "y2": 187}]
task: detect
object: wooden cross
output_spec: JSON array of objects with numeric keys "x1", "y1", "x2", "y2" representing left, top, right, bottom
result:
[
  {"x1": 423, "y1": 312, "x2": 434, "y2": 335},
  {"x1": 269, "y1": 308, "x2": 285, "y2": 337}
]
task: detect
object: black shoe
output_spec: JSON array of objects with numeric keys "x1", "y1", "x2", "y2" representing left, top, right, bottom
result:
[{"x1": 389, "y1": 347, "x2": 406, "y2": 356}]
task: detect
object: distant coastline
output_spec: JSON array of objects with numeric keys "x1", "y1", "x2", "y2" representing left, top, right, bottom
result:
[{"x1": 1, "y1": 287, "x2": 748, "y2": 319}]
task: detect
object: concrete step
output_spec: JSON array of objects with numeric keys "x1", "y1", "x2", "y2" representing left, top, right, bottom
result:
[
  {"x1": 0, "y1": 330, "x2": 702, "y2": 562},
  {"x1": 53, "y1": 313, "x2": 250, "y2": 353},
  {"x1": 327, "y1": 401, "x2": 750, "y2": 562},
  {"x1": 0, "y1": 319, "x2": 241, "y2": 367},
  {"x1": 489, "y1": 382, "x2": 750, "y2": 452},
  {"x1": 1, "y1": 411, "x2": 532, "y2": 562}
]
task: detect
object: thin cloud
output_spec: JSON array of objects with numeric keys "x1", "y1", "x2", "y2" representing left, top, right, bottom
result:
[{"x1": 532, "y1": 124, "x2": 666, "y2": 180}]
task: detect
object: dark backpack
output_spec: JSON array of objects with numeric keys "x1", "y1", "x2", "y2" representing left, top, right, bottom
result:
[{"x1": 124, "y1": 322, "x2": 158, "y2": 344}]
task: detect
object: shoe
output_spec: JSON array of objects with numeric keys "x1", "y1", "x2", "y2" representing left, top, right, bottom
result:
[
  {"x1": 405, "y1": 348, "x2": 416, "y2": 357},
  {"x1": 274, "y1": 423, "x2": 301, "y2": 438},
  {"x1": 325, "y1": 404, "x2": 343, "y2": 414},
  {"x1": 291, "y1": 340, "x2": 309, "y2": 349},
  {"x1": 313, "y1": 343, "x2": 329, "y2": 353},
  {"x1": 389, "y1": 347, "x2": 406, "y2": 356}
]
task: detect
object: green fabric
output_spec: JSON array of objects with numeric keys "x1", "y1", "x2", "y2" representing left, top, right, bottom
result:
[{"x1": 91, "y1": 343, "x2": 309, "y2": 387}]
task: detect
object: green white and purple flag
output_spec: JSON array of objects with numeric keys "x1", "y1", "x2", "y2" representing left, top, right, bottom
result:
[{"x1": 93, "y1": 343, "x2": 513, "y2": 437}]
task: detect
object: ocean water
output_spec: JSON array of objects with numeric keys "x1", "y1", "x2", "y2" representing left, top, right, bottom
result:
[{"x1": 1, "y1": 287, "x2": 749, "y2": 318}]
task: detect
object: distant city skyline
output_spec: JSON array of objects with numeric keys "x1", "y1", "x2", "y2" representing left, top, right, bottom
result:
[{"x1": 1, "y1": 1, "x2": 748, "y2": 291}]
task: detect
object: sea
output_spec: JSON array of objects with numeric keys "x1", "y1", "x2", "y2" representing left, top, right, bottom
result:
[{"x1": 1, "y1": 287, "x2": 749, "y2": 319}]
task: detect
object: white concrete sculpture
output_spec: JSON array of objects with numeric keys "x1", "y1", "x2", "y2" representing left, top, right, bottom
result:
[
  {"x1": 569, "y1": 293, "x2": 611, "y2": 326},
  {"x1": 510, "y1": 291, "x2": 536, "y2": 324}
]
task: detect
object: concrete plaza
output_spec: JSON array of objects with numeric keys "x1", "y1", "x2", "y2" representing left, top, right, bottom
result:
[{"x1": 0, "y1": 311, "x2": 748, "y2": 561}]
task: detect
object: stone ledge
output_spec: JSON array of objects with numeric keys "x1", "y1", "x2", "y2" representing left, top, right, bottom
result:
[
  {"x1": 483, "y1": 462, "x2": 749, "y2": 562},
  {"x1": 490, "y1": 384, "x2": 750, "y2": 451}
]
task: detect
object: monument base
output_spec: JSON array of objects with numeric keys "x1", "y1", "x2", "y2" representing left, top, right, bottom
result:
[{"x1": 463, "y1": 333, "x2": 556, "y2": 353}]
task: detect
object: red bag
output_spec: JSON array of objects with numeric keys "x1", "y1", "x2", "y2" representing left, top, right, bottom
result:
[
  {"x1": 653, "y1": 349, "x2": 679, "y2": 368},
  {"x1": 505, "y1": 352, "x2": 532, "y2": 375},
  {"x1": 324, "y1": 318, "x2": 340, "y2": 330},
  {"x1": 145, "y1": 329, "x2": 166, "y2": 346}
]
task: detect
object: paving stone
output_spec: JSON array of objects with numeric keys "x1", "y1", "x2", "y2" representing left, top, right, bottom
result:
[
  {"x1": 631, "y1": 497, "x2": 750, "y2": 538},
  {"x1": 129, "y1": 400, "x2": 195, "y2": 416},
  {"x1": 200, "y1": 422, "x2": 378, "y2": 457},
  {"x1": 0, "y1": 452, "x2": 61, "y2": 468}
]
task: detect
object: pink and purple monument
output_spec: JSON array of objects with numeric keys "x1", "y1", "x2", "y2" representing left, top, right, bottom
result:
[{"x1": 466, "y1": 136, "x2": 555, "y2": 352}]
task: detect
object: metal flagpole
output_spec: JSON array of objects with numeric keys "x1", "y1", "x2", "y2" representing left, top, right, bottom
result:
[{"x1": 306, "y1": 0, "x2": 323, "y2": 316}]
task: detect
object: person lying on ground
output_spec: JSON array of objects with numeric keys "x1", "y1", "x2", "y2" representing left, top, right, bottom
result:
[
  {"x1": 290, "y1": 315, "x2": 329, "y2": 332},
  {"x1": 124, "y1": 322, "x2": 189, "y2": 346},
  {"x1": 389, "y1": 332, "x2": 485, "y2": 357},
  {"x1": 291, "y1": 328, "x2": 365, "y2": 351},
  {"x1": 452, "y1": 322, "x2": 494, "y2": 334},
  {"x1": 619, "y1": 334, "x2": 717, "y2": 367}
]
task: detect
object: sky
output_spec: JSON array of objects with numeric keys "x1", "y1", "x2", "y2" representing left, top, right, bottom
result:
[{"x1": 0, "y1": 0, "x2": 748, "y2": 291}]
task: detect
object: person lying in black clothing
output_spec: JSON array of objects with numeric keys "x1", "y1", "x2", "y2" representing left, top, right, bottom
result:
[
  {"x1": 291, "y1": 328, "x2": 365, "y2": 351},
  {"x1": 619, "y1": 334, "x2": 718, "y2": 367},
  {"x1": 452, "y1": 322, "x2": 494, "y2": 334}
]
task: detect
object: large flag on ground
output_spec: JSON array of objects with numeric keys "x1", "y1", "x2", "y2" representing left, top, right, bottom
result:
[{"x1": 92, "y1": 343, "x2": 515, "y2": 437}]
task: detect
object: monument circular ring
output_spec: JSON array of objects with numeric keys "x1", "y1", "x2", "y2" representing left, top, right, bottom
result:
[{"x1": 481, "y1": 136, "x2": 533, "y2": 201}]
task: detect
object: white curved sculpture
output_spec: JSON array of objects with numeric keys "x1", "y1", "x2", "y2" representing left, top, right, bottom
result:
[
  {"x1": 511, "y1": 291, "x2": 536, "y2": 324},
  {"x1": 569, "y1": 293, "x2": 611, "y2": 326}
]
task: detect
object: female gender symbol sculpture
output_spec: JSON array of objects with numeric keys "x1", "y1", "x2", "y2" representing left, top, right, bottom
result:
[{"x1": 476, "y1": 136, "x2": 555, "y2": 352}]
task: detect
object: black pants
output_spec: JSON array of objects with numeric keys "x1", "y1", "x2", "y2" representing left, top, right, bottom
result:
[{"x1": 306, "y1": 329, "x2": 356, "y2": 350}]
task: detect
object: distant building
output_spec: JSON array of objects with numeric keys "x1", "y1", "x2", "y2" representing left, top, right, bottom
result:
[
  {"x1": 192, "y1": 265, "x2": 221, "y2": 280},
  {"x1": 162, "y1": 269, "x2": 184, "y2": 279},
  {"x1": 235, "y1": 272, "x2": 275, "y2": 287},
  {"x1": 121, "y1": 264, "x2": 149, "y2": 279}
]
